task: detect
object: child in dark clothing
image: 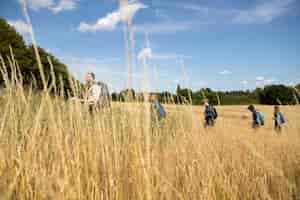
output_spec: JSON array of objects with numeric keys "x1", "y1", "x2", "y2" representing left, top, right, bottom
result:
[
  {"x1": 273, "y1": 105, "x2": 285, "y2": 133},
  {"x1": 247, "y1": 105, "x2": 264, "y2": 129},
  {"x1": 204, "y1": 99, "x2": 218, "y2": 128},
  {"x1": 150, "y1": 94, "x2": 166, "y2": 123}
]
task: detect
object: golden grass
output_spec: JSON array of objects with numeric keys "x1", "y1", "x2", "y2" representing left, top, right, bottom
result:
[{"x1": 0, "y1": 85, "x2": 299, "y2": 199}]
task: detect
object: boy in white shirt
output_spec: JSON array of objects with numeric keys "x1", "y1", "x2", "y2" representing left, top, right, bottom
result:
[
  {"x1": 71, "y1": 72, "x2": 110, "y2": 114},
  {"x1": 86, "y1": 73, "x2": 101, "y2": 104},
  {"x1": 84, "y1": 72, "x2": 101, "y2": 113}
]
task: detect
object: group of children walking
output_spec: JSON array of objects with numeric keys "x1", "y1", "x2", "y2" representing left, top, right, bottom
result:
[
  {"x1": 152, "y1": 97, "x2": 286, "y2": 133},
  {"x1": 247, "y1": 104, "x2": 286, "y2": 132},
  {"x1": 203, "y1": 100, "x2": 286, "y2": 133}
]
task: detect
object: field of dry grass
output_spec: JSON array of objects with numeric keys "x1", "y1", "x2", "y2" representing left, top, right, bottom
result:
[
  {"x1": 1, "y1": 1, "x2": 299, "y2": 199},
  {"x1": 0, "y1": 87, "x2": 299, "y2": 199}
]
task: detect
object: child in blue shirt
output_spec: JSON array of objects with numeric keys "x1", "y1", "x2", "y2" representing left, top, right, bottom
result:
[
  {"x1": 204, "y1": 99, "x2": 218, "y2": 128},
  {"x1": 273, "y1": 105, "x2": 285, "y2": 133},
  {"x1": 248, "y1": 105, "x2": 264, "y2": 129},
  {"x1": 150, "y1": 94, "x2": 166, "y2": 123}
]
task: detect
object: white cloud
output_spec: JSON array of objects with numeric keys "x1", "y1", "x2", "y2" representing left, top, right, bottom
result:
[
  {"x1": 138, "y1": 47, "x2": 152, "y2": 61},
  {"x1": 233, "y1": 0, "x2": 295, "y2": 24},
  {"x1": 256, "y1": 76, "x2": 265, "y2": 81},
  {"x1": 50, "y1": 0, "x2": 77, "y2": 13},
  {"x1": 241, "y1": 80, "x2": 248, "y2": 85},
  {"x1": 264, "y1": 78, "x2": 276, "y2": 84},
  {"x1": 256, "y1": 76, "x2": 277, "y2": 86},
  {"x1": 219, "y1": 70, "x2": 232, "y2": 75},
  {"x1": 133, "y1": 21, "x2": 193, "y2": 34},
  {"x1": 22, "y1": 0, "x2": 77, "y2": 13},
  {"x1": 78, "y1": 11, "x2": 121, "y2": 32},
  {"x1": 181, "y1": 0, "x2": 295, "y2": 24},
  {"x1": 7, "y1": 19, "x2": 31, "y2": 35},
  {"x1": 78, "y1": 1, "x2": 146, "y2": 32}
]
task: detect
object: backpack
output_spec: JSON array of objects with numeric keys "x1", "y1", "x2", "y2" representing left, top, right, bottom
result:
[
  {"x1": 97, "y1": 82, "x2": 110, "y2": 107},
  {"x1": 153, "y1": 101, "x2": 166, "y2": 119},
  {"x1": 277, "y1": 112, "x2": 286, "y2": 124},
  {"x1": 206, "y1": 105, "x2": 218, "y2": 120},
  {"x1": 213, "y1": 107, "x2": 218, "y2": 119},
  {"x1": 256, "y1": 111, "x2": 265, "y2": 126}
]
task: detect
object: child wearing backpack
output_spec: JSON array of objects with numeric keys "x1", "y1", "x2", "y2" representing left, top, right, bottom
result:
[
  {"x1": 150, "y1": 94, "x2": 166, "y2": 123},
  {"x1": 248, "y1": 105, "x2": 264, "y2": 129},
  {"x1": 273, "y1": 105, "x2": 285, "y2": 133},
  {"x1": 204, "y1": 99, "x2": 218, "y2": 128}
]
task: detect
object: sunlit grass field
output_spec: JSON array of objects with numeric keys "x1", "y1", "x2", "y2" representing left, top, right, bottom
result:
[
  {"x1": 1, "y1": 0, "x2": 300, "y2": 198},
  {"x1": 0, "y1": 86, "x2": 299, "y2": 200}
]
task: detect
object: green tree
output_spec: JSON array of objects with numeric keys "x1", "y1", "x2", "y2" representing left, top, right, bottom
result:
[
  {"x1": 0, "y1": 18, "x2": 31, "y2": 83},
  {"x1": 176, "y1": 87, "x2": 193, "y2": 104},
  {"x1": 294, "y1": 84, "x2": 300, "y2": 103},
  {"x1": 119, "y1": 89, "x2": 136, "y2": 102},
  {"x1": 0, "y1": 18, "x2": 73, "y2": 96},
  {"x1": 158, "y1": 91, "x2": 175, "y2": 104},
  {"x1": 259, "y1": 85, "x2": 296, "y2": 105}
]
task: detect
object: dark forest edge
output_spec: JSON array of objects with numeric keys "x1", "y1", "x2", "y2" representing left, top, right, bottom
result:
[
  {"x1": 0, "y1": 18, "x2": 75, "y2": 97},
  {"x1": 0, "y1": 18, "x2": 299, "y2": 105},
  {"x1": 113, "y1": 84, "x2": 300, "y2": 105}
]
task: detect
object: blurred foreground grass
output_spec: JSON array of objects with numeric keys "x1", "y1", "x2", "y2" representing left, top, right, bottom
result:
[{"x1": 0, "y1": 87, "x2": 299, "y2": 199}]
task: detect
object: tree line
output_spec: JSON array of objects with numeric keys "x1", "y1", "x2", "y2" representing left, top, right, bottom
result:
[
  {"x1": 0, "y1": 18, "x2": 74, "y2": 96},
  {"x1": 112, "y1": 84, "x2": 300, "y2": 105}
]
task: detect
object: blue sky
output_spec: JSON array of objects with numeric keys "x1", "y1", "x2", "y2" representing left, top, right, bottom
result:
[{"x1": 1, "y1": 0, "x2": 300, "y2": 92}]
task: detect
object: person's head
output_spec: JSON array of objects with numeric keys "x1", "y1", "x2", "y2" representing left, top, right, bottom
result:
[
  {"x1": 203, "y1": 98, "x2": 209, "y2": 106},
  {"x1": 86, "y1": 72, "x2": 95, "y2": 84},
  {"x1": 274, "y1": 105, "x2": 280, "y2": 113},
  {"x1": 150, "y1": 94, "x2": 158, "y2": 102},
  {"x1": 248, "y1": 105, "x2": 255, "y2": 112}
]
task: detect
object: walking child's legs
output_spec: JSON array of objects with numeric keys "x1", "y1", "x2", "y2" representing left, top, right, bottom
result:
[
  {"x1": 205, "y1": 117, "x2": 214, "y2": 127},
  {"x1": 275, "y1": 124, "x2": 282, "y2": 133},
  {"x1": 274, "y1": 120, "x2": 281, "y2": 133},
  {"x1": 252, "y1": 122, "x2": 259, "y2": 129}
]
